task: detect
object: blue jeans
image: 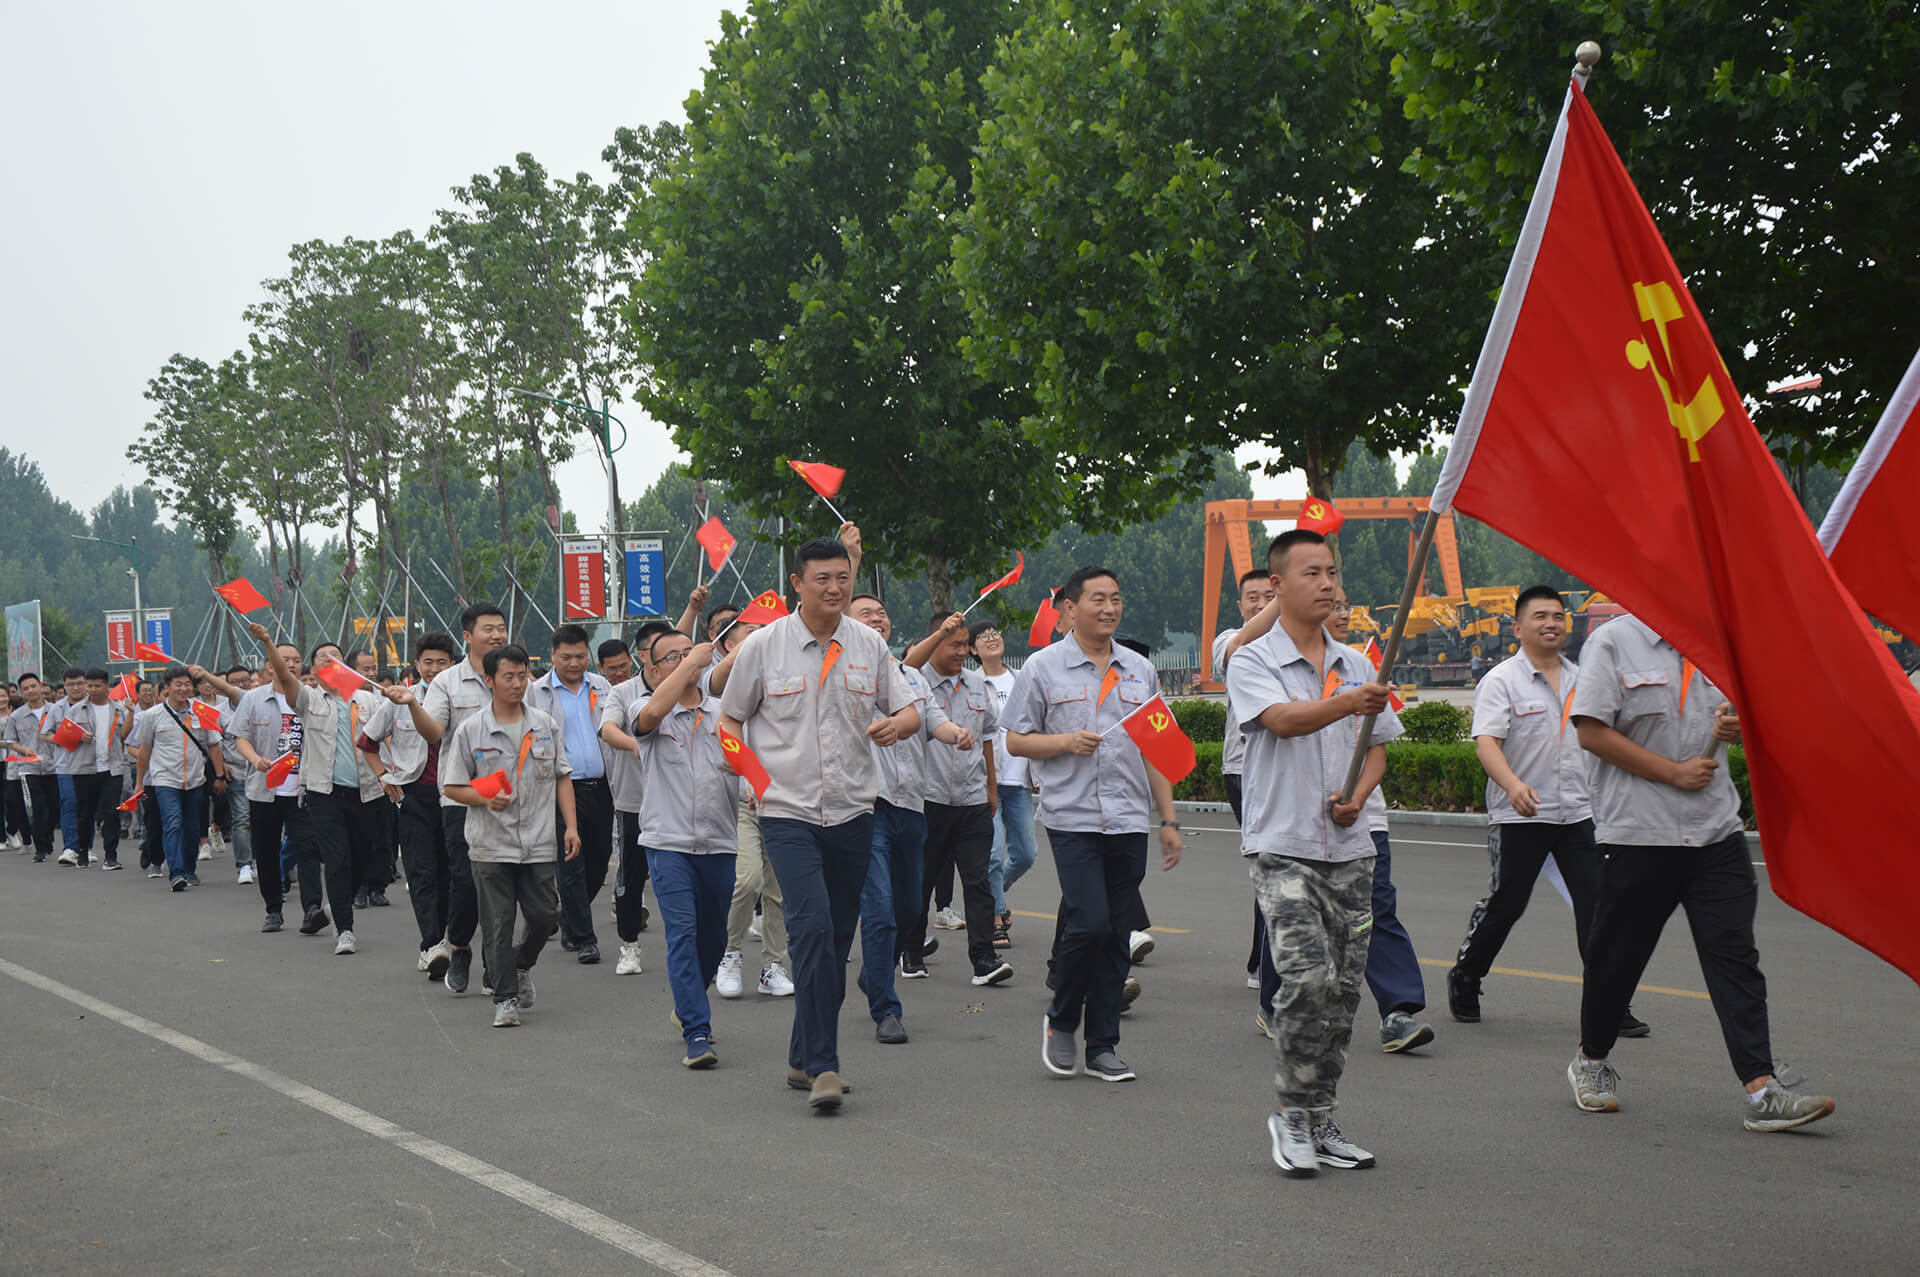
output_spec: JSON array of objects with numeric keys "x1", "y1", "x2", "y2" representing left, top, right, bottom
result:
[
  {"x1": 859, "y1": 800, "x2": 925, "y2": 1021},
  {"x1": 1046, "y1": 828, "x2": 1147, "y2": 1053},
  {"x1": 154, "y1": 786, "x2": 206, "y2": 884},
  {"x1": 988, "y1": 784, "x2": 1038, "y2": 915},
  {"x1": 229, "y1": 788, "x2": 253, "y2": 867},
  {"x1": 1258, "y1": 829, "x2": 1427, "y2": 1019},
  {"x1": 760, "y1": 813, "x2": 875, "y2": 1077},
  {"x1": 56, "y1": 773, "x2": 93, "y2": 853},
  {"x1": 645, "y1": 848, "x2": 737, "y2": 1045}
]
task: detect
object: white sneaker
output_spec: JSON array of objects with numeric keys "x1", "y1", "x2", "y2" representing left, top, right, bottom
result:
[
  {"x1": 334, "y1": 930, "x2": 357, "y2": 956},
  {"x1": 747, "y1": 915, "x2": 763, "y2": 940},
  {"x1": 716, "y1": 950, "x2": 745, "y2": 999},
  {"x1": 237, "y1": 863, "x2": 257, "y2": 885},
  {"x1": 759, "y1": 962, "x2": 795, "y2": 997},
  {"x1": 57, "y1": 848, "x2": 79, "y2": 866},
  {"x1": 1129, "y1": 930, "x2": 1156, "y2": 962},
  {"x1": 426, "y1": 941, "x2": 452, "y2": 981},
  {"x1": 417, "y1": 949, "x2": 431, "y2": 972},
  {"x1": 616, "y1": 941, "x2": 644, "y2": 975},
  {"x1": 1246, "y1": 973, "x2": 1261, "y2": 989},
  {"x1": 203, "y1": 832, "x2": 223, "y2": 858},
  {"x1": 934, "y1": 906, "x2": 964, "y2": 930}
]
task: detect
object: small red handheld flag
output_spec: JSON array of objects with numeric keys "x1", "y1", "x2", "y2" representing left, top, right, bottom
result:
[
  {"x1": 189, "y1": 700, "x2": 224, "y2": 731},
  {"x1": 787, "y1": 460, "x2": 846, "y2": 500},
  {"x1": 52, "y1": 718, "x2": 86, "y2": 751},
  {"x1": 5, "y1": 753, "x2": 39, "y2": 764},
  {"x1": 262, "y1": 753, "x2": 298, "y2": 788},
  {"x1": 469, "y1": 770, "x2": 512, "y2": 800},
  {"x1": 1028, "y1": 593, "x2": 1061, "y2": 647},
  {"x1": 1360, "y1": 638, "x2": 1407, "y2": 712},
  {"x1": 978, "y1": 552, "x2": 1024, "y2": 597},
  {"x1": 735, "y1": 589, "x2": 790, "y2": 628},
  {"x1": 214, "y1": 577, "x2": 273, "y2": 614},
  {"x1": 1119, "y1": 694, "x2": 1197, "y2": 784},
  {"x1": 695, "y1": 516, "x2": 737, "y2": 572},
  {"x1": 118, "y1": 788, "x2": 145, "y2": 813},
  {"x1": 134, "y1": 641, "x2": 171, "y2": 663},
  {"x1": 313, "y1": 659, "x2": 366, "y2": 700},
  {"x1": 1297, "y1": 497, "x2": 1345, "y2": 536},
  {"x1": 718, "y1": 723, "x2": 772, "y2": 801},
  {"x1": 108, "y1": 673, "x2": 137, "y2": 702}
]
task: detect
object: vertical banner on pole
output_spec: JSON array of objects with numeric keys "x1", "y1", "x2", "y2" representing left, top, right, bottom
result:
[
  {"x1": 143, "y1": 609, "x2": 174, "y2": 658},
  {"x1": 561, "y1": 540, "x2": 607, "y2": 622},
  {"x1": 5, "y1": 600, "x2": 43, "y2": 683},
  {"x1": 105, "y1": 611, "x2": 136, "y2": 662},
  {"x1": 624, "y1": 537, "x2": 666, "y2": 617}
]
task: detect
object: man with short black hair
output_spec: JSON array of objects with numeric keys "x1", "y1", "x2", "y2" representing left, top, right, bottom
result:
[
  {"x1": 4, "y1": 675, "x2": 58, "y2": 861},
  {"x1": 530, "y1": 623, "x2": 616, "y2": 963},
  {"x1": 597, "y1": 638, "x2": 635, "y2": 688},
  {"x1": 131, "y1": 665, "x2": 229, "y2": 891},
  {"x1": 80, "y1": 669, "x2": 132, "y2": 869},
  {"x1": 43, "y1": 667, "x2": 97, "y2": 866},
  {"x1": 361, "y1": 632, "x2": 458, "y2": 976},
  {"x1": 203, "y1": 644, "x2": 313, "y2": 929},
  {"x1": 1005, "y1": 566, "x2": 1183, "y2": 1084},
  {"x1": 1219, "y1": 569, "x2": 1279, "y2": 997}
]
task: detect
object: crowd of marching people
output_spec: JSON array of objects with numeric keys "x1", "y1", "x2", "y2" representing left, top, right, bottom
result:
[{"x1": 0, "y1": 521, "x2": 1836, "y2": 1171}]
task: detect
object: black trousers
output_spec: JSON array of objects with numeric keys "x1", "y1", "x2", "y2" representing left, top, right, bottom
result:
[
  {"x1": 441, "y1": 806, "x2": 480, "y2": 948},
  {"x1": 138, "y1": 788, "x2": 161, "y2": 868},
  {"x1": 1044, "y1": 828, "x2": 1146, "y2": 1053},
  {"x1": 614, "y1": 809, "x2": 651, "y2": 943},
  {"x1": 2, "y1": 768, "x2": 26, "y2": 840},
  {"x1": 921, "y1": 801, "x2": 998, "y2": 972},
  {"x1": 308, "y1": 788, "x2": 374, "y2": 931},
  {"x1": 91, "y1": 772, "x2": 123, "y2": 861},
  {"x1": 1580, "y1": 833, "x2": 1772, "y2": 1082},
  {"x1": 398, "y1": 780, "x2": 450, "y2": 948},
  {"x1": 556, "y1": 778, "x2": 615, "y2": 946},
  {"x1": 24, "y1": 774, "x2": 59, "y2": 858},
  {"x1": 67, "y1": 771, "x2": 102, "y2": 854},
  {"x1": 360, "y1": 796, "x2": 398, "y2": 889},
  {"x1": 1456, "y1": 818, "x2": 1600, "y2": 977},
  {"x1": 250, "y1": 795, "x2": 316, "y2": 913},
  {"x1": 211, "y1": 786, "x2": 231, "y2": 836}
]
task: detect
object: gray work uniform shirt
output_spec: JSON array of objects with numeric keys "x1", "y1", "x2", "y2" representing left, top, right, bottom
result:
[
  {"x1": 717, "y1": 612, "x2": 917, "y2": 827},
  {"x1": 1001, "y1": 637, "x2": 1161, "y2": 836},
  {"x1": 362, "y1": 696, "x2": 432, "y2": 787},
  {"x1": 216, "y1": 698, "x2": 254, "y2": 789},
  {"x1": 232, "y1": 685, "x2": 304, "y2": 801},
  {"x1": 1569, "y1": 615, "x2": 1741, "y2": 847},
  {"x1": 631, "y1": 694, "x2": 738, "y2": 854},
  {"x1": 527, "y1": 670, "x2": 614, "y2": 781},
  {"x1": 597, "y1": 676, "x2": 651, "y2": 814},
  {"x1": 1213, "y1": 627, "x2": 1247, "y2": 777},
  {"x1": 423, "y1": 658, "x2": 493, "y2": 808},
  {"x1": 1472, "y1": 652, "x2": 1593, "y2": 826},
  {"x1": 440, "y1": 705, "x2": 571, "y2": 863},
  {"x1": 292, "y1": 684, "x2": 386, "y2": 801},
  {"x1": 5, "y1": 705, "x2": 53, "y2": 776},
  {"x1": 923, "y1": 666, "x2": 999, "y2": 807},
  {"x1": 90, "y1": 701, "x2": 132, "y2": 775},
  {"x1": 42, "y1": 696, "x2": 95, "y2": 776},
  {"x1": 1227, "y1": 625, "x2": 1404, "y2": 863},
  {"x1": 131, "y1": 702, "x2": 221, "y2": 790},
  {"x1": 872, "y1": 659, "x2": 943, "y2": 814}
]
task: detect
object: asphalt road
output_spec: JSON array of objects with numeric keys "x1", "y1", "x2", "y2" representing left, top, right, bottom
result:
[{"x1": 1, "y1": 818, "x2": 1911, "y2": 1276}]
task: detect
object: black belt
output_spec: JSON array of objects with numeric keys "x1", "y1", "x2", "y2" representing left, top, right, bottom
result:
[{"x1": 572, "y1": 777, "x2": 608, "y2": 787}]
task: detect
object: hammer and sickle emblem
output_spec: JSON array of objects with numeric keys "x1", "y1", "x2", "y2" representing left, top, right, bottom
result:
[
  {"x1": 1305, "y1": 502, "x2": 1325, "y2": 519},
  {"x1": 1148, "y1": 711, "x2": 1169, "y2": 733},
  {"x1": 722, "y1": 737, "x2": 740, "y2": 754},
  {"x1": 1624, "y1": 280, "x2": 1725, "y2": 461}
]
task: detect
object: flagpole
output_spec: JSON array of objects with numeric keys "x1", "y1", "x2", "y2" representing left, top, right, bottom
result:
[{"x1": 1337, "y1": 509, "x2": 1441, "y2": 804}]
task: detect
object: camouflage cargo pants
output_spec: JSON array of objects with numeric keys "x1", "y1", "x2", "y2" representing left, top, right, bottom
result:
[{"x1": 1252, "y1": 852, "x2": 1375, "y2": 1112}]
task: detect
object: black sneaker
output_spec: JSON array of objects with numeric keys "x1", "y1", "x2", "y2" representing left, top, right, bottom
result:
[
  {"x1": 446, "y1": 947, "x2": 471, "y2": 994},
  {"x1": 920, "y1": 935, "x2": 939, "y2": 958},
  {"x1": 899, "y1": 956, "x2": 929, "y2": 979},
  {"x1": 298, "y1": 907, "x2": 330, "y2": 935},
  {"x1": 578, "y1": 944, "x2": 601, "y2": 965},
  {"x1": 560, "y1": 935, "x2": 580, "y2": 952},
  {"x1": 1447, "y1": 964, "x2": 1482, "y2": 1023},
  {"x1": 368, "y1": 889, "x2": 390, "y2": 907},
  {"x1": 875, "y1": 1014, "x2": 908, "y2": 1045},
  {"x1": 971, "y1": 961, "x2": 1014, "y2": 987},
  {"x1": 103, "y1": 860, "x2": 122, "y2": 871},
  {"x1": 262, "y1": 911, "x2": 284, "y2": 933},
  {"x1": 352, "y1": 891, "x2": 369, "y2": 911},
  {"x1": 1617, "y1": 1007, "x2": 1652, "y2": 1039}
]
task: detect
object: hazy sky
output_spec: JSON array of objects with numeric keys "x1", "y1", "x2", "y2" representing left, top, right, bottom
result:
[{"x1": 0, "y1": 0, "x2": 1309, "y2": 545}]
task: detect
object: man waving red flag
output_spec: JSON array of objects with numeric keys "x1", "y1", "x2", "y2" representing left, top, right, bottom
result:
[{"x1": 1427, "y1": 64, "x2": 1920, "y2": 995}]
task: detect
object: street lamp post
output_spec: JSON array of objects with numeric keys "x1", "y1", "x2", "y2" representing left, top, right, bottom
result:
[
  {"x1": 72, "y1": 534, "x2": 146, "y2": 669},
  {"x1": 510, "y1": 387, "x2": 629, "y2": 616}
]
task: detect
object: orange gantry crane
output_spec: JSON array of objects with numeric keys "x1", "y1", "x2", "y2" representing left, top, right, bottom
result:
[{"x1": 1198, "y1": 498, "x2": 1464, "y2": 690}]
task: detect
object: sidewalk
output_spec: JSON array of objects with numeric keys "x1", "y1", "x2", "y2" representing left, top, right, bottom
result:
[{"x1": 1173, "y1": 800, "x2": 1763, "y2": 848}]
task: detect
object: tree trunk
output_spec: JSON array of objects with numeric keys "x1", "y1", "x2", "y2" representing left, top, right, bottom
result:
[
  {"x1": 433, "y1": 468, "x2": 470, "y2": 603},
  {"x1": 926, "y1": 553, "x2": 953, "y2": 613},
  {"x1": 1302, "y1": 428, "x2": 1339, "y2": 570}
]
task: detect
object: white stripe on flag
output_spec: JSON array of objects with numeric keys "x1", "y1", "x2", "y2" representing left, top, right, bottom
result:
[
  {"x1": 1429, "y1": 79, "x2": 1583, "y2": 516},
  {"x1": 1817, "y1": 344, "x2": 1920, "y2": 552}
]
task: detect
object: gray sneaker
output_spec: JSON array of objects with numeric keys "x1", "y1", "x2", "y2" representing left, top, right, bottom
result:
[
  {"x1": 1085, "y1": 1050, "x2": 1135, "y2": 1082},
  {"x1": 1267, "y1": 1109, "x2": 1317, "y2": 1178},
  {"x1": 1568, "y1": 1056, "x2": 1622, "y2": 1112},
  {"x1": 1311, "y1": 1118, "x2": 1376, "y2": 1169},
  {"x1": 1743, "y1": 1077, "x2": 1835, "y2": 1132},
  {"x1": 1381, "y1": 1011, "x2": 1435, "y2": 1053},
  {"x1": 516, "y1": 970, "x2": 535, "y2": 1010},
  {"x1": 1042, "y1": 1015, "x2": 1078, "y2": 1077},
  {"x1": 492, "y1": 999, "x2": 521, "y2": 1028}
]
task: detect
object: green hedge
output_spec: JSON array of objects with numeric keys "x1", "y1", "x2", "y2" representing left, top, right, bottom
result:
[
  {"x1": 1175, "y1": 740, "x2": 1757, "y2": 829},
  {"x1": 1396, "y1": 700, "x2": 1469, "y2": 744},
  {"x1": 1170, "y1": 698, "x2": 1228, "y2": 743}
]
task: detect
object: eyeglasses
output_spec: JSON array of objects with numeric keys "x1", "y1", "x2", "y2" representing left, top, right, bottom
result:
[
  {"x1": 652, "y1": 650, "x2": 689, "y2": 666},
  {"x1": 1331, "y1": 604, "x2": 1353, "y2": 616},
  {"x1": 975, "y1": 629, "x2": 1002, "y2": 640}
]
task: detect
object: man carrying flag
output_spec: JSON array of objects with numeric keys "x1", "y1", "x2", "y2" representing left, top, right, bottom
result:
[
  {"x1": 717, "y1": 537, "x2": 920, "y2": 1112},
  {"x1": 42, "y1": 668, "x2": 97, "y2": 867},
  {"x1": 202, "y1": 643, "x2": 313, "y2": 929},
  {"x1": 82, "y1": 669, "x2": 133, "y2": 870},
  {"x1": 529, "y1": 624, "x2": 617, "y2": 966},
  {"x1": 130, "y1": 664, "x2": 230, "y2": 891},
  {"x1": 5, "y1": 674, "x2": 58, "y2": 862}
]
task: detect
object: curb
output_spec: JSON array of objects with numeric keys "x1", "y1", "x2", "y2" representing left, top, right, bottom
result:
[{"x1": 1173, "y1": 801, "x2": 1762, "y2": 848}]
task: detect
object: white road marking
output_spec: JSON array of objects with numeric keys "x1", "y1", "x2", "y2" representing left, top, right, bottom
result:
[{"x1": 0, "y1": 956, "x2": 735, "y2": 1277}]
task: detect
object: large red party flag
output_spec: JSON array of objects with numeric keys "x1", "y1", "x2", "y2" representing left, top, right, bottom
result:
[
  {"x1": 134, "y1": 641, "x2": 171, "y2": 663},
  {"x1": 786, "y1": 460, "x2": 846, "y2": 500},
  {"x1": 313, "y1": 659, "x2": 366, "y2": 700},
  {"x1": 976, "y1": 552, "x2": 1024, "y2": 598},
  {"x1": 189, "y1": 700, "x2": 224, "y2": 731},
  {"x1": 1360, "y1": 638, "x2": 1406, "y2": 712},
  {"x1": 1819, "y1": 346, "x2": 1920, "y2": 640},
  {"x1": 718, "y1": 723, "x2": 771, "y2": 801},
  {"x1": 262, "y1": 753, "x2": 298, "y2": 788},
  {"x1": 1028, "y1": 592, "x2": 1060, "y2": 647},
  {"x1": 214, "y1": 577, "x2": 273, "y2": 614},
  {"x1": 469, "y1": 770, "x2": 512, "y2": 800},
  {"x1": 1118, "y1": 694, "x2": 1196, "y2": 784},
  {"x1": 52, "y1": 718, "x2": 86, "y2": 751},
  {"x1": 695, "y1": 516, "x2": 737, "y2": 572},
  {"x1": 734, "y1": 589, "x2": 790, "y2": 628},
  {"x1": 1297, "y1": 497, "x2": 1345, "y2": 537},
  {"x1": 1427, "y1": 71, "x2": 1920, "y2": 984}
]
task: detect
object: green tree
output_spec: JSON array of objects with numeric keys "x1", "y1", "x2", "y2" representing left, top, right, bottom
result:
[
  {"x1": 956, "y1": 0, "x2": 1501, "y2": 526},
  {"x1": 630, "y1": 0, "x2": 1060, "y2": 609},
  {"x1": 1367, "y1": 0, "x2": 1920, "y2": 469}
]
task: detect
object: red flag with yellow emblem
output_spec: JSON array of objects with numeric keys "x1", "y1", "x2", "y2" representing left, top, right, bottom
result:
[
  {"x1": 1429, "y1": 74, "x2": 1920, "y2": 984},
  {"x1": 1118, "y1": 693, "x2": 1195, "y2": 785},
  {"x1": 1296, "y1": 498, "x2": 1344, "y2": 537},
  {"x1": 695, "y1": 516, "x2": 736, "y2": 572},
  {"x1": 718, "y1": 723, "x2": 771, "y2": 801}
]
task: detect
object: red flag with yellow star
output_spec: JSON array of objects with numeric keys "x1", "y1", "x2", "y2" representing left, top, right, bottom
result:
[
  {"x1": 1429, "y1": 75, "x2": 1920, "y2": 985},
  {"x1": 1118, "y1": 693, "x2": 1195, "y2": 785},
  {"x1": 695, "y1": 516, "x2": 736, "y2": 572}
]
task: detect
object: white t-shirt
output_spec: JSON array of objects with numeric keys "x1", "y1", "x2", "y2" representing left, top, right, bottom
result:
[{"x1": 981, "y1": 668, "x2": 1029, "y2": 789}]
